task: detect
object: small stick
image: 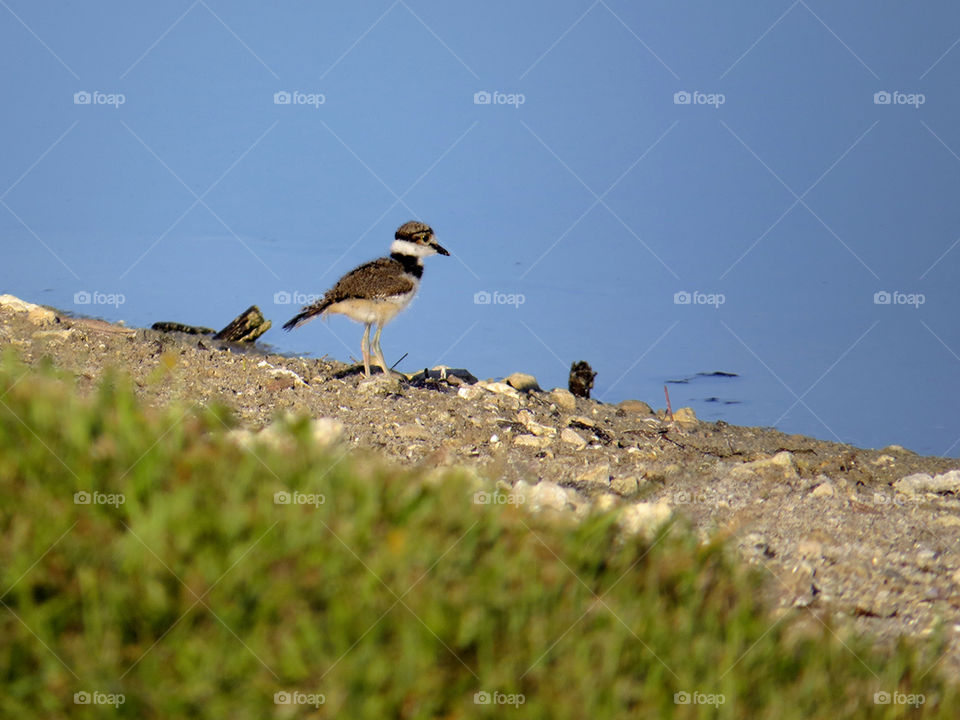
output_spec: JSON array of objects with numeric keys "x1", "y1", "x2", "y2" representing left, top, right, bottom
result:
[
  {"x1": 664, "y1": 384, "x2": 673, "y2": 422},
  {"x1": 390, "y1": 352, "x2": 409, "y2": 371}
]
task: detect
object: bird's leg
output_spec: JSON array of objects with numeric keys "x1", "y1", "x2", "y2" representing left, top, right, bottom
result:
[
  {"x1": 361, "y1": 323, "x2": 372, "y2": 377},
  {"x1": 371, "y1": 324, "x2": 390, "y2": 375}
]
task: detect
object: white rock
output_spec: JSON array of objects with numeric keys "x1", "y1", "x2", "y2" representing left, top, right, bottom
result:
[
  {"x1": 516, "y1": 410, "x2": 557, "y2": 438},
  {"x1": 457, "y1": 385, "x2": 485, "y2": 401},
  {"x1": 477, "y1": 380, "x2": 521, "y2": 399},
  {"x1": 505, "y1": 372, "x2": 541, "y2": 393},
  {"x1": 560, "y1": 428, "x2": 587, "y2": 450},
  {"x1": 310, "y1": 417, "x2": 344, "y2": 446},
  {"x1": 0, "y1": 294, "x2": 56, "y2": 325},
  {"x1": 811, "y1": 482, "x2": 835, "y2": 498},
  {"x1": 895, "y1": 470, "x2": 960, "y2": 496},
  {"x1": 528, "y1": 481, "x2": 572, "y2": 512},
  {"x1": 619, "y1": 501, "x2": 672, "y2": 537},
  {"x1": 514, "y1": 434, "x2": 552, "y2": 449},
  {"x1": 549, "y1": 388, "x2": 577, "y2": 412}
]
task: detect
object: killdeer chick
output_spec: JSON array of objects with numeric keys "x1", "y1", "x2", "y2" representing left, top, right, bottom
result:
[{"x1": 282, "y1": 221, "x2": 449, "y2": 377}]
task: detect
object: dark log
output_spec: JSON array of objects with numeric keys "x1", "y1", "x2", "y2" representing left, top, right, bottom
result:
[
  {"x1": 152, "y1": 321, "x2": 216, "y2": 335},
  {"x1": 213, "y1": 305, "x2": 271, "y2": 343}
]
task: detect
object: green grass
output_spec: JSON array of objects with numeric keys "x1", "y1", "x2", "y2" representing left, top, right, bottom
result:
[{"x1": 0, "y1": 351, "x2": 954, "y2": 718}]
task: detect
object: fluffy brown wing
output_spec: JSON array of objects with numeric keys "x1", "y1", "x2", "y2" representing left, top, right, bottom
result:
[{"x1": 283, "y1": 258, "x2": 415, "y2": 330}]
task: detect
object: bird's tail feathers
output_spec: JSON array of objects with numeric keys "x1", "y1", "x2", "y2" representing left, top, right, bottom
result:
[{"x1": 282, "y1": 300, "x2": 330, "y2": 331}]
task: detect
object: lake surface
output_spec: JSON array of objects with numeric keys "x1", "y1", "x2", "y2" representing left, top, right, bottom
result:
[{"x1": 2, "y1": 2, "x2": 958, "y2": 456}]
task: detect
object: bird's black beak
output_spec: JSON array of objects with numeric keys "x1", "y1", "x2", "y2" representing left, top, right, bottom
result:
[{"x1": 433, "y1": 241, "x2": 450, "y2": 256}]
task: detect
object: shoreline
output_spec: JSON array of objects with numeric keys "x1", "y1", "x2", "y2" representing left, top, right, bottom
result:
[{"x1": 3, "y1": 292, "x2": 960, "y2": 678}]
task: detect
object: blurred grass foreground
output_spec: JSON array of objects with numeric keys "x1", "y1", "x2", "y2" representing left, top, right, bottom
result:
[{"x1": 0, "y1": 351, "x2": 955, "y2": 718}]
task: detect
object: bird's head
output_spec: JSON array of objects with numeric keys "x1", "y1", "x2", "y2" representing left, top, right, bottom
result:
[{"x1": 391, "y1": 220, "x2": 449, "y2": 257}]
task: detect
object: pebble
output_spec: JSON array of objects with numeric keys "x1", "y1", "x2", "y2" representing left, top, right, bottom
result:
[
  {"x1": 505, "y1": 372, "x2": 541, "y2": 393},
  {"x1": 811, "y1": 482, "x2": 835, "y2": 498},
  {"x1": 611, "y1": 475, "x2": 640, "y2": 496},
  {"x1": 672, "y1": 407, "x2": 698, "y2": 430},
  {"x1": 517, "y1": 409, "x2": 557, "y2": 438},
  {"x1": 729, "y1": 451, "x2": 799, "y2": 482},
  {"x1": 310, "y1": 417, "x2": 345, "y2": 446},
  {"x1": 514, "y1": 434, "x2": 552, "y2": 449},
  {"x1": 513, "y1": 480, "x2": 574, "y2": 513},
  {"x1": 548, "y1": 388, "x2": 577, "y2": 412},
  {"x1": 476, "y1": 380, "x2": 520, "y2": 399},
  {"x1": 560, "y1": 428, "x2": 587, "y2": 450},
  {"x1": 577, "y1": 464, "x2": 611, "y2": 487},
  {"x1": 397, "y1": 423, "x2": 432, "y2": 441},
  {"x1": 457, "y1": 385, "x2": 485, "y2": 401},
  {"x1": 618, "y1": 399, "x2": 654, "y2": 415},
  {"x1": 618, "y1": 501, "x2": 672, "y2": 537}
]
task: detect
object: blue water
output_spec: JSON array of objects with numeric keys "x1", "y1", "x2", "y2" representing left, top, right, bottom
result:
[{"x1": 2, "y1": 2, "x2": 958, "y2": 456}]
